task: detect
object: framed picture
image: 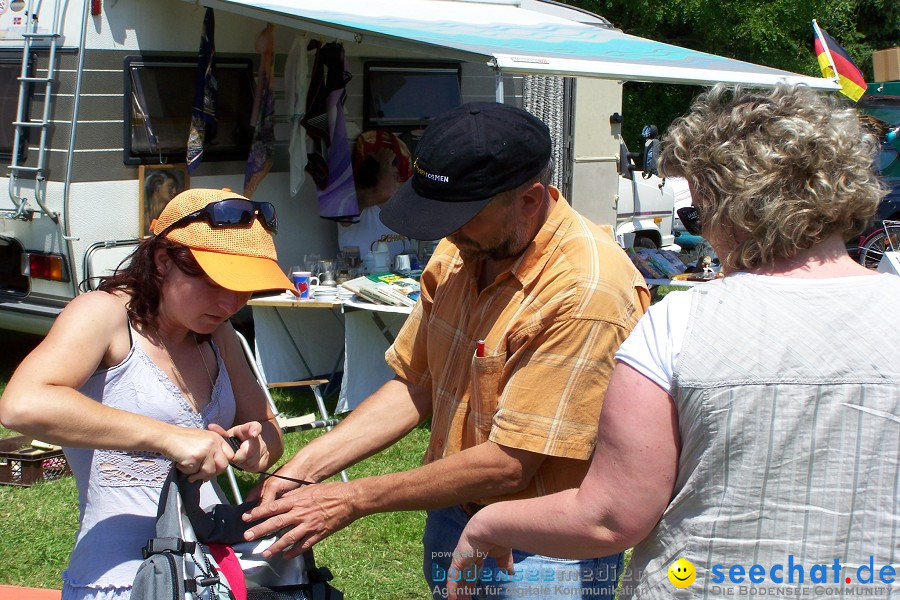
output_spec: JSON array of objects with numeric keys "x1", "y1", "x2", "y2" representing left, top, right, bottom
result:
[{"x1": 138, "y1": 164, "x2": 189, "y2": 236}]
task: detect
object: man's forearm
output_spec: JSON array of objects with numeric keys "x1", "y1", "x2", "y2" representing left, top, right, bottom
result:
[
  {"x1": 349, "y1": 441, "x2": 544, "y2": 518},
  {"x1": 285, "y1": 377, "x2": 431, "y2": 481}
]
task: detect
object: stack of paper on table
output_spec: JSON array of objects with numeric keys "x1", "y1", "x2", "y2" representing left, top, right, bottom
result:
[
  {"x1": 628, "y1": 248, "x2": 687, "y2": 279},
  {"x1": 341, "y1": 273, "x2": 420, "y2": 307}
]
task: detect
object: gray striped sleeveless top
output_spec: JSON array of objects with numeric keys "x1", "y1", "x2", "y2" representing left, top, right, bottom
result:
[
  {"x1": 62, "y1": 329, "x2": 236, "y2": 591},
  {"x1": 625, "y1": 273, "x2": 900, "y2": 599}
]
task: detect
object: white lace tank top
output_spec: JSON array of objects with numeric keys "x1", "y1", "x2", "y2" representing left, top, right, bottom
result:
[{"x1": 62, "y1": 329, "x2": 236, "y2": 590}]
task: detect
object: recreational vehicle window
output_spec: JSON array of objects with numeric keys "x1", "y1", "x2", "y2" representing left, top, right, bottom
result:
[
  {"x1": 124, "y1": 56, "x2": 254, "y2": 165},
  {"x1": 0, "y1": 53, "x2": 27, "y2": 160},
  {"x1": 363, "y1": 62, "x2": 462, "y2": 130}
]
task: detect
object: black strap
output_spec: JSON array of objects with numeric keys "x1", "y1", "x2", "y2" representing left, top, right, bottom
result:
[
  {"x1": 226, "y1": 437, "x2": 317, "y2": 487},
  {"x1": 142, "y1": 537, "x2": 196, "y2": 558},
  {"x1": 258, "y1": 470, "x2": 316, "y2": 487},
  {"x1": 305, "y1": 549, "x2": 339, "y2": 600},
  {"x1": 184, "y1": 578, "x2": 221, "y2": 593}
]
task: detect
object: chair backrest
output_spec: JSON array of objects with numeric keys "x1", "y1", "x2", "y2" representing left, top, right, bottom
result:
[{"x1": 231, "y1": 330, "x2": 348, "y2": 485}]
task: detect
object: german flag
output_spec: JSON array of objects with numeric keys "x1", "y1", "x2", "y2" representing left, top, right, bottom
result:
[{"x1": 813, "y1": 23, "x2": 866, "y2": 102}]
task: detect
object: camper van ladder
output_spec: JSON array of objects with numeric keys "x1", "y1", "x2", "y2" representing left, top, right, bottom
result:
[{"x1": 6, "y1": 0, "x2": 65, "y2": 222}]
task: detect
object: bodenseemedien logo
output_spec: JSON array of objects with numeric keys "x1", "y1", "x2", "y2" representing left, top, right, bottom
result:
[{"x1": 668, "y1": 558, "x2": 697, "y2": 588}]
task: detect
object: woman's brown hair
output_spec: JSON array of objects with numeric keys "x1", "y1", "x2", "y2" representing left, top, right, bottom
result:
[{"x1": 98, "y1": 237, "x2": 206, "y2": 331}]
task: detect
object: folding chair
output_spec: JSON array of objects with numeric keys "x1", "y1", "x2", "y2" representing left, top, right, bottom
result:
[{"x1": 226, "y1": 332, "x2": 348, "y2": 503}]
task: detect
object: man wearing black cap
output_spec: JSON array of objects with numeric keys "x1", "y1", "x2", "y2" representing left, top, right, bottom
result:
[{"x1": 243, "y1": 103, "x2": 650, "y2": 599}]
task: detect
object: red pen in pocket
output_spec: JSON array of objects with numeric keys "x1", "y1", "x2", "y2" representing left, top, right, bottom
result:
[{"x1": 476, "y1": 340, "x2": 486, "y2": 358}]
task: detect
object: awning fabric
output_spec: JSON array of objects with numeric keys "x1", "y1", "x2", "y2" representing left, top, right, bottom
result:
[{"x1": 204, "y1": 0, "x2": 839, "y2": 90}]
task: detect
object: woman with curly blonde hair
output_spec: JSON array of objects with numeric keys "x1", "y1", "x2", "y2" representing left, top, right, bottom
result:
[
  {"x1": 445, "y1": 84, "x2": 900, "y2": 600},
  {"x1": 665, "y1": 84, "x2": 883, "y2": 271}
]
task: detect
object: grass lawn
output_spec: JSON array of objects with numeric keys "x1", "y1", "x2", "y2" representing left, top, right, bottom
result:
[{"x1": 0, "y1": 410, "x2": 432, "y2": 597}]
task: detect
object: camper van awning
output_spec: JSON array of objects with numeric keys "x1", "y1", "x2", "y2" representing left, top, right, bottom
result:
[{"x1": 203, "y1": 0, "x2": 838, "y2": 89}]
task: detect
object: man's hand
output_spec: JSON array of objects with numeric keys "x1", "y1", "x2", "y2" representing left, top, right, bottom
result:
[
  {"x1": 242, "y1": 481, "x2": 356, "y2": 558},
  {"x1": 446, "y1": 521, "x2": 514, "y2": 600},
  {"x1": 244, "y1": 458, "x2": 311, "y2": 503}
]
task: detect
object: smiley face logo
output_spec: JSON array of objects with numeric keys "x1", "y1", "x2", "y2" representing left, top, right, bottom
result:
[{"x1": 667, "y1": 558, "x2": 696, "y2": 588}]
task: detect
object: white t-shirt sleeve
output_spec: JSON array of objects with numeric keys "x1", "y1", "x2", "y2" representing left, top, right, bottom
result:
[{"x1": 614, "y1": 289, "x2": 693, "y2": 393}]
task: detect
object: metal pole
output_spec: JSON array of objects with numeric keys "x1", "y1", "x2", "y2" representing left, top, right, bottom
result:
[
  {"x1": 62, "y1": 0, "x2": 92, "y2": 297},
  {"x1": 811, "y1": 19, "x2": 841, "y2": 86}
]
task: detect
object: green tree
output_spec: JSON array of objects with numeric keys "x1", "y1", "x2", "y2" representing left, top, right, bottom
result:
[{"x1": 568, "y1": 0, "x2": 898, "y2": 147}]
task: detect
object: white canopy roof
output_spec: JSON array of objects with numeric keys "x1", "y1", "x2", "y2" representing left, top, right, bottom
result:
[{"x1": 204, "y1": 0, "x2": 838, "y2": 89}]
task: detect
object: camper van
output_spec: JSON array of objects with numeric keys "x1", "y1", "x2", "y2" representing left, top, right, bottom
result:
[{"x1": 0, "y1": 0, "x2": 835, "y2": 335}]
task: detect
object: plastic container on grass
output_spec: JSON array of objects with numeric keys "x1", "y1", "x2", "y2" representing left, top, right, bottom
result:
[{"x1": 0, "y1": 436, "x2": 70, "y2": 487}]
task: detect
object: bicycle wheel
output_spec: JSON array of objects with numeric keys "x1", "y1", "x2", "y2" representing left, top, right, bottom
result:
[{"x1": 858, "y1": 229, "x2": 899, "y2": 269}]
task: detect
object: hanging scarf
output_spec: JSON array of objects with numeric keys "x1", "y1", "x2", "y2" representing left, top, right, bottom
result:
[
  {"x1": 243, "y1": 23, "x2": 276, "y2": 198},
  {"x1": 186, "y1": 7, "x2": 217, "y2": 173},
  {"x1": 284, "y1": 35, "x2": 310, "y2": 197},
  {"x1": 301, "y1": 41, "x2": 359, "y2": 221}
]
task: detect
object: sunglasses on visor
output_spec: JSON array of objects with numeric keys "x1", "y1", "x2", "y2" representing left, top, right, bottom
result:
[
  {"x1": 157, "y1": 198, "x2": 277, "y2": 238},
  {"x1": 676, "y1": 206, "x2": 702, "y2": 236}
]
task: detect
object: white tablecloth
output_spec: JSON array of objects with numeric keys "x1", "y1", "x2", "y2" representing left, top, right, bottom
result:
[
  {"x1": 249, "y1": 294, "x2": 412, "y2": 414},
  {"x1": 250, "y1": 299, "x2": 345, "y2": 383},
  {"x1": 337, "y1": 301, "x2": 412, "y2": 413}
]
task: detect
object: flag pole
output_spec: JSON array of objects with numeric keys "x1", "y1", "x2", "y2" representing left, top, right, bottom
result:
[{"x1": 812, "y1": 19, "x2": 841, "y2": 85}]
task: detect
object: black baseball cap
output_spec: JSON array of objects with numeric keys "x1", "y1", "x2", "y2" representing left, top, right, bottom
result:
[{"x1": 380, "y1": 102, "x2": 551, "y2": 240}]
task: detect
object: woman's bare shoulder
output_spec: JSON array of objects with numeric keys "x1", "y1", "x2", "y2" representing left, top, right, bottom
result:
[
  {"x1": 64, "y1": 289, "x2": 129, "y2": 314},
  {"x1": 21, "y1": 290, "x2": 133, "y2": 377},
  {"x1": 54, "y1": 290, "x2": 130, "y2": 337}
]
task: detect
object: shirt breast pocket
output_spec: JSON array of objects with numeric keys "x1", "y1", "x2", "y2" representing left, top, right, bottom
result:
[{"x1": 469, "y1": 352, "x2": 507, "y2": 444}]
